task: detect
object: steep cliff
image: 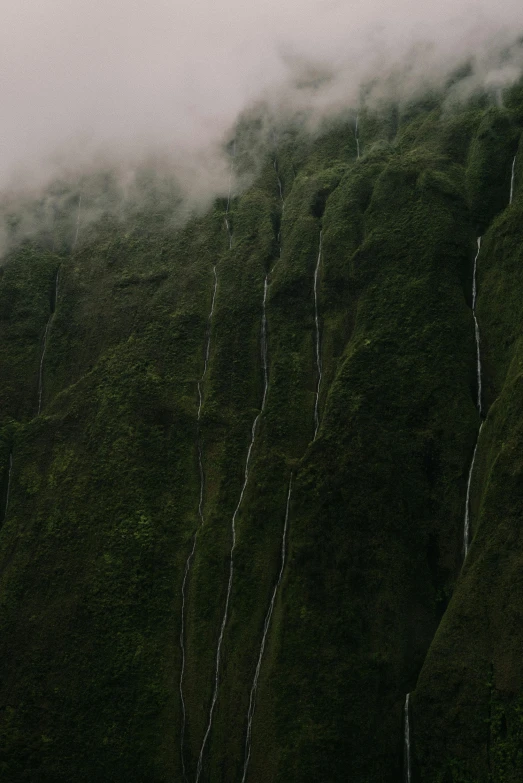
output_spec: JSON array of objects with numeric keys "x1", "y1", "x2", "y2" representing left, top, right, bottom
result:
[{"x1": 1, "y1": 79, "x2": 523, "y2": 782}]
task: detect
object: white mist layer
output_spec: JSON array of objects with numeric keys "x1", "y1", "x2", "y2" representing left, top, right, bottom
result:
[{"x1": 1, "y1": 0, "x2": 522, "y2": 202}]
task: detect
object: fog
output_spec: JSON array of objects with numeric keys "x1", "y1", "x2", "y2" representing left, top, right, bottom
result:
[{"x1": 1, "y1": 0, "x2": 522, "y2": 210}]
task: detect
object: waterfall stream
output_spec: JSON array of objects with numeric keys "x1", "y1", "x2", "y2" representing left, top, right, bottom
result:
[
  {"x1": 225, "y1": 215, "x2": 233, "y2": 250},
  {"x1": 241, "y1": 474, "x2": 292, "y2": 783},
  {"x1": 510, "y1": 155, "x2": 516, "y2": 205},
  {"x1": 472, "y1": 238, "x2": 482, "y2": 416},
  {"x1": 37, "y1": 317, "x2": 53, "y2": 415},
  {"x1": 274, "y1": 158, "x2": 284, "y2": 256},
  {"x1": 37, "y1": 194, "x2": 81, "y2": 415},
  {"x1": 355, "y1": 114, "x2": 360, "y2": 159},
  {"x1": 179, "y1": 264, "x2": 218, "y2": 782},
  {"x1": 463, "y1": 237, "x2": 483, "y2": 559},
  {"x1": 195, "y1": 275, "x2": 269, "y2": 782},
  {"x1": 274, "y1": 159, "x2": 284, "y2": 203},
  {"x1": 313, "y1": 232, "x2": 323, "y2": 438},
  {"x1": 463, "y1": 423, "x2": 483, "y2": 559},
  {"x1": 53, "y1": 267, "x2": 60, "y2": 311},
  {"x1": 404, "y1": 693, "x2": 411, "y2": 783}
]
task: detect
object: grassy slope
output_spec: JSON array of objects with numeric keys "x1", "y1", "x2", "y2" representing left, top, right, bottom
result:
[{"x1": 0, "y1": 82, "x2": 522, "y2": 783}]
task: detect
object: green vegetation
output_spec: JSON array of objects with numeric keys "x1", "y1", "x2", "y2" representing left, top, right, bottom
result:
[{"x1": 1, "y1": 75, "x2": 523, "y2": 782}]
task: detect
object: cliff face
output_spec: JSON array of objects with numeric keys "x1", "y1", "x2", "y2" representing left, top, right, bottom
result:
[{"x1": 0, "y1": 80, "x2": 522, "y2": 782}]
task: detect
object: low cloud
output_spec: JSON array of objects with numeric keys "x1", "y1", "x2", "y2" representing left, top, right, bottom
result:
[{"x1": 0, "y1": 0, "x2": 522, "y2": 226}]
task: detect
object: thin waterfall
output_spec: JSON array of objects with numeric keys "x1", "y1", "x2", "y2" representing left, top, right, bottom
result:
[
  {"x1": 37, "y1": 193, "x2": 80, "y2": 415},
  {"x1": 37, "y1": 318, "x2": 53, "y2": 415},
  {"x1": 225, "y1": 142, "x2": 236, "y2": 249},
  {"x1": 463, "y1": 237, "x2": 483, "y2": 559},
  {"x1": 2, "y1": 452, "x2": 13, "y2": 523},
  {"x1": 510, "y1": 156, "x2": 516, "y2": 205},
  {"x1": 37, "y1": 267, "x2": 60, "y2": 415},
  {"x1": 404, "y1": 693, "x2": 411, "y2": 783},
  {"x1": 273, "y1": 158, "x2": 284, "y2": 203},
  {"x1": 354, "y1": 114, "x2": 360, "y2": 159},
  {"x1": 195, "y1": 275, "x2": 269, "y2": 783},
  {"x1": 261, "y1": 277, "x2": 269, "y2": 399},
  {"x1": 53, "y1": 267, "x2": 60, "y2": 311},
  {"x1": 313, "y1": 232, "x2": 323, "y2": 438},
  {"x1": 241, "y1": 474, "x2": 292, "y2": 783},
  {"x1": 273, "y1": 157, "x2": 284, "y2": 256},
  {"x1": 472, "y1": 238, "x2": 482, "y2": 416},
  {"x1": 463, "y1": 423, "x2": 483, "y2": 558},
  {"x1": 179, "y1": 263, "x2": 219, "y2": 782}
]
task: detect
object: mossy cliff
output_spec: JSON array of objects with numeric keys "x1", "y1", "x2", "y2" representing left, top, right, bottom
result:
[{"x1": 1, "y1": 78, "x2": 523, "y2": 782}]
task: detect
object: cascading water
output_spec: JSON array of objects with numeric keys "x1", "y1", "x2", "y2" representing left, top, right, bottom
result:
[
  {"x1": 273, "y1": 158, "x2": 284, "y2": 204},
  {"x1": 37, "y1": 194, "x2": 81, "y2": 415},
  {"x1": 354, "y1": 113, "x2": 360, "y2": 159},
  {"x1": 53, "y1": 267, "x2": 60, "y2": 310},
  {"x1": 37, "y1": 317, "x2": 53, "y2": 415},
  {"x1": 313, "y1": 232, "x2": 323, "y2": 438},
  {"x1": 241, "y1": 474, "x2": 292, "y2": 783},
  {"x1": 179, "y1": 263, "x2": 219, "y2": 782},
  {"x1": 273, "y1": 158, "x2": 284, "y2": 256},
  {"x1": 225, "y1": 142, "x2": 236, "y2": 250},
  {"x1": 510, "y1": 155, "x2": 517, "y2": 205},
  {"x1": 463, "y1": 423, "x2": 483, "y2": 558},
  {"x1": 404, "y1": 693, "x2": 411, "y2": 783},
  {"x1": 2, "y1": 452, "x2": 13, "y2": 523},
  {"x1": 472, "y1": 238, "x2": 482, "y2": 416},
  {"x1": 195, "y1": 275, "x2": 269, "y2": 783},
  {"x1": 463, "y1": 237, "x2": 483, "y2": 559}
]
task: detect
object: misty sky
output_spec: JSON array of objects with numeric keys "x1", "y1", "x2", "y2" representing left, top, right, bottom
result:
[{"x1": 1, "y1": 0, "x2": 522, "y2": 193}]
